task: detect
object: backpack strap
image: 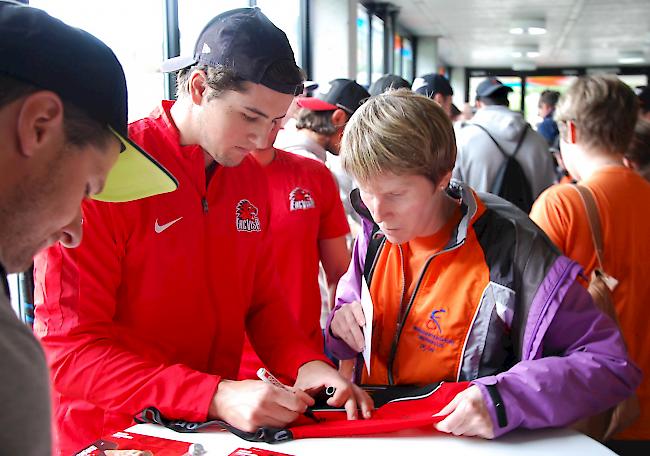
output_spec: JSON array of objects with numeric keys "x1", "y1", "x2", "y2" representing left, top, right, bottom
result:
[
  {"x1": 571, "y1": 185, "x2": 605, "y2": 270},
  {"x1": 469, "y1": 123, "x2": 529, "y2": 158}
]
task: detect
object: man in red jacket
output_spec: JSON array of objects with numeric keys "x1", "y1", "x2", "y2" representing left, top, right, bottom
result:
[{"x1": 33, "y1": 8, "x2": 371, "y2": 455}]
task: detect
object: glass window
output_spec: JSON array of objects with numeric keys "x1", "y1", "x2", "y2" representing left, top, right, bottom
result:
[
  {"x1": 356, "y1": 5, "x2": 370, "y2": 87},
  {"x1": 469, "y1": 76, "x2": 522, "y2": 113},
  {"x1": 393, "y1": 34, "x2": 403, "y2": 76},
  {"x1": 371, "y1": 15, "x2": 384, "y2": 84},
  {"x1": 402, "y1": 38, "x2": 413, "y2": 82},
  {"x1": 30, "y1": 0, "x2": 164, "y2": 121},
  {"x1": 256, "y1": 0, "x2": 302, "y2": 67}
]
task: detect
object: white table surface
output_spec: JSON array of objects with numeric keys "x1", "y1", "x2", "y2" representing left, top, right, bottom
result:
[{"x1": 127, "y1": 423, "x2": 617, "y2": 456}]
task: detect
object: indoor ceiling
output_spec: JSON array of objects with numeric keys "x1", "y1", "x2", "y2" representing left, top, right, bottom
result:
[{"x1": 388, "y1": 0, "x2": 650, "y2": 69}]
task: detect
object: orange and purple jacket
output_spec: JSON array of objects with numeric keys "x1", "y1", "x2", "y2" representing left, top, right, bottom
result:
[{"x1": 326, "y1": 183, "x2": 640, "y2": 437}]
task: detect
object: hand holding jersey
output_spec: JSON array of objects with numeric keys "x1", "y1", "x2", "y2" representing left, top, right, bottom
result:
[
  {"x1": 434, "y1": 385, "x2": 495, "y2": 438},
  {"x1": 293, "y1": 360, "x2": 374, "y2": 420}
]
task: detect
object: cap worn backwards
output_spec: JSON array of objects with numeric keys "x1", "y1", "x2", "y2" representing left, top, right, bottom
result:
[
  {"x1": 0, "y1": 1, "x2": 177, "y2": 202},
  {"x1": 297, "y1": 79, "x2": 370, "y2": 114},
  {"x1": 161, "y1": 7, "x2": 303, "y2": 96}
]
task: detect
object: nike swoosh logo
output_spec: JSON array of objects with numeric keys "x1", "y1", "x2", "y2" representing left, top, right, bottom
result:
[{"x1": 154, "y1": 216, "x2": 183, "y2": 234}]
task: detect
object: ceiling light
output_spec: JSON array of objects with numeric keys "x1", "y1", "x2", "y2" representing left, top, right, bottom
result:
[
  {"x1": 509, "y1": 18, "x2": 546, "y2": 36},
  {"x1": 512, "y1": 45, "x2": 540, "y2": 59},
  {"x1": 618, "y1": 51, "x2": 645, "y2": 64}
]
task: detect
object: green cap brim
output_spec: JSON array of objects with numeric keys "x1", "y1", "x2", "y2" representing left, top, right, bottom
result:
[{"x1": 92, "y1": 128, "x2": 178, "y2": 203}]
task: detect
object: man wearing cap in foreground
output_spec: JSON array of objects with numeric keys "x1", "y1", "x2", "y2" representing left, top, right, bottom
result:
[
  {"x1": 412, "y1": 73, "x2": 454, "y2": 117},
  {"x1": 0, "y1": 2, "x2": 176, "y2": 454},
  {"x1": 453, "y1": 77, "x2": 555, "y2": 203},
  {"x1": 33, "y1": 8, "x2": 372, "y2": 454}
]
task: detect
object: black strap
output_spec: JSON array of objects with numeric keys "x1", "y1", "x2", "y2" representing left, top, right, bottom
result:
[
  {"x1": 0, "y1": 262, "x2": 9, "y2": 298},
  {"x1": 350, "y1": 188, "x2": 385, "y2": 286},
  {"x1": 485, "y1": 384, "x2": 508, "y2": 428},
  {"x1": 469, "y1": 123, "x2": 528, "y2": 159},
  {"x1": 134, "y1": 407, "x2": 294, "y2": 443}
]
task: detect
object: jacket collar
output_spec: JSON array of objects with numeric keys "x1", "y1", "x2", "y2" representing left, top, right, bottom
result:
[{"x1": 351, "y1": 180, "x2": 481, "y2": 248}]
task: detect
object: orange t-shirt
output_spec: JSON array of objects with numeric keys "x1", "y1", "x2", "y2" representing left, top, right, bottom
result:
[{"x1": 530, "y1": 166, "x2": 650, "y2": 440}]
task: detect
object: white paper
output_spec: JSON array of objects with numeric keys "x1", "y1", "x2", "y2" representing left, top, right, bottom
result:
[{"x1": 360, "y1": 276, "x2": 373, "y2": 376}]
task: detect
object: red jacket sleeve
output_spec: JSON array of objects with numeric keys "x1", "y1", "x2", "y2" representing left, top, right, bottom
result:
[{"x1": 33, "y1": 199, "x2": 219, "y2": 422}]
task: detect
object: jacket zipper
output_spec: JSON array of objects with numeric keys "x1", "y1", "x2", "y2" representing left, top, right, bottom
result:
[
  {"x1": 386, "y1": 239, "x2": 466, "y2": 385},
  {"x1": 202, "y1": 197, "x2": 209, "y2": 213}
]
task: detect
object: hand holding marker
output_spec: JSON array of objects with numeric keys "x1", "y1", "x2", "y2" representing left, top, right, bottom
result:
[{"x1": 256, "y1": 368, "x2": 320, "y2": 423}]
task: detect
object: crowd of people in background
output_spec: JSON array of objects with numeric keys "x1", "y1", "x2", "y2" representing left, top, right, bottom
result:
[{"x1": 1, "y1": 2, "x2": 650, "y2": 455}]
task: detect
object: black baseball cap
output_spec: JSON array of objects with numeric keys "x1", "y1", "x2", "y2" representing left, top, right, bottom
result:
[
  {"x1": 412, "y1": 74, "x2": 453, "y2": 97},
  {"x1": 0, "y1": 1, "x2": 178, "y2": 202},
  {"x1": 369, "y1": 74, "x2": 411, "y2": 96},
  {"x1": 476, "y1": 77, "x2": 513, "y2": 99},
  {"x1": 161, "y1": 7, "x2": 303, "y2": 96},
  {"x1": 297, "y1": 79, "x2": 370, "y2": 114}
]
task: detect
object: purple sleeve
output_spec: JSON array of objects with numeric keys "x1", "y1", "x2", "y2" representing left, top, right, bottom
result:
[
  {"x1": 324, "y1": 220, "x2": 373, "y2": 360},
  {"x1": 474, "y1": 281, "x2": 641, "y2": 437}
]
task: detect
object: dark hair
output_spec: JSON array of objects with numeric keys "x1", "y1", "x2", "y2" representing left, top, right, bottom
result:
[
  {"x1": 539, "y1": 90, "x2": 560, "y2": 107},
  {"x1": 0, "y1": 73, "x2": 112, "y2": 150},
  {"x1": 626, "y1": 119, "x2": 650, "y2": 168},
  {"x1": 295, "y1": 108, "x2": 338, "y2": 135},
  {"x1": 175, "y1": 65, "x2": 246, "y2": 99},
  {"x1": 176, "y1": 60, "x2": 304, "y2": 99},
  {"x1": 478, "y1": 94, "x2": 509, "y2": 107}
]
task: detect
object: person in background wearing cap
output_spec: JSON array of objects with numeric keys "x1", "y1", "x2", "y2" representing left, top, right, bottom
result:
[
  {"x1": 275, "y1": 78, "x2": 370, "y2": 232},
  {"x1": 239, "y1": 111, "x2": 351, "y2": 384},
  {"x1": 32, "y1": 8, "x2": 371, "y2": 455},
  {"x1": 326, "y1": 89, "x2": 640, "y2": 440},
  {"x1": 0, "y1": 2, "x2": 176, "y2": 454},
  {"x1": 531, "y1": 76, "x2": 650, "y2": 453},
  {"x1": 412, "y1": 73, "x2": 454, "y2": 117},
  {"x1": 368, "y1": 74, "x2": 411, "y2": 96},
  {"x1": 454, "y1": 77, "x2": 555, "y2": 203},
  {"x1": 635, "y1": 85, "x2": 650, "y2": 122}
]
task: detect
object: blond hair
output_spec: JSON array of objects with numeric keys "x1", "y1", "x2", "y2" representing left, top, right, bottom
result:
[
  {"x1": 555, "y1": 75, "x2": 638, "y2": 154},
  {"x1": 340, "y1": 89, "x2": 456, "y2": 184}
]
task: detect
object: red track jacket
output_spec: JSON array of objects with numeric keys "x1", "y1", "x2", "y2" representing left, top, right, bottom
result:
[{"x1": 33, "y1": 101, "x2": 329, "y2": 455}]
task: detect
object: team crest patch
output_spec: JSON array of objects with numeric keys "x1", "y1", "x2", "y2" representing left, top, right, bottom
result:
[
  {"x1": 289, "y1": 187, "x2": 316, "y2": 211},
  {"x1": 235, "y1": 199, "x2": 261, "y2": 232}
]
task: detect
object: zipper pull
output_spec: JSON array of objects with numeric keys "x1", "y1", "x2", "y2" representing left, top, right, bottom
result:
[{"x1": 202, "y1": 197, "x2": 209, "y2": 213}]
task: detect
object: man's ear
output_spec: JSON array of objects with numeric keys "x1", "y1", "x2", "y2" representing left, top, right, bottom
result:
[
  {"x1": 331, "y1": 108, "x2": 348, "y2": 128},
  {"x1": 189, "y1": 70, "x2": 208, "y2": 105},
  {"x1": 16, "y1": 91, "x2": 64, "y2": 158},
  {"x1": 433, "y1": 93, "x2": 444, "y2": 105},
  {"x1": 437, "y1": 170, "x2": 453, "y2": 190},
  {"x1": 566, "y1": 120, "x2": 578, "y2": 144}
]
